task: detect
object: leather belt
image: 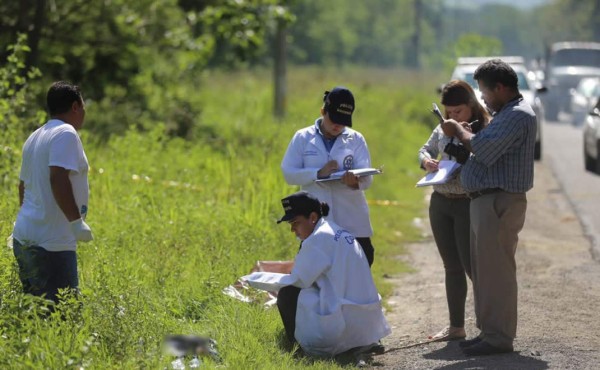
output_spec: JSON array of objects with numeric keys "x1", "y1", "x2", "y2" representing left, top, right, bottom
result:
[
  {"x1": 435, "y1": 191, "x2": 469, "y2": 199},
  {"x1": 467, "y1": 188, "x2": 503, "y2": 200}
]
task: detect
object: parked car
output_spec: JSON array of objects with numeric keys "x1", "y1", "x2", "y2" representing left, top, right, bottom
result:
[
  {"x1": 448, "y1": 56, "x2": 545, "y2": 160},
  {"x1": 570, "y1": 77, "x2": 600, "y2": 126},
  {"x1": 583, "y1": 98, "x2": 600, "y2": 174},
  {"x1": 542, "y1": 42, "x2": 600, "y2": 121}
]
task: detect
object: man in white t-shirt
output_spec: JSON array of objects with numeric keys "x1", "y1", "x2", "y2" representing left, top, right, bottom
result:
[{"x1": 12, "y1": 81, "x2": 93, "y2": 303}]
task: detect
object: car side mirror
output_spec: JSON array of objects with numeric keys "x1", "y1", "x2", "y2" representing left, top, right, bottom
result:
[{"x1": 536, "y1": 86, "x2": 548, "y2": 94}]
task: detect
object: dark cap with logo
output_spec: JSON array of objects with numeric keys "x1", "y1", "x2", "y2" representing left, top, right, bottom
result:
[
  {"x1": 323, "y1": 86, "x2": 355, "y2": 127},
  {"x1": 277, "y1": 191, "x2": 322, "y2": 224}
]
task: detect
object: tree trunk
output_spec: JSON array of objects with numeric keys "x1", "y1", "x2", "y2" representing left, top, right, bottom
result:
[
  {"x1": 273, "y1": 18, "x2": 287, "y2": 119},
  {"x1": 409, "y1": 0, "x2": 422, "y2": 69},
  {"x1": 25, "y1": 0, "x2": 46, "y2": 71},
  {"x1": 592, "y1": 0, "x2": 600, "y2": 42}
]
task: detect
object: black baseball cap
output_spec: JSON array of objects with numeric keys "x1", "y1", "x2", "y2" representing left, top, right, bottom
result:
[
  {"x1": 323, "y1": 87, "x2": 355, "y2": 127},
  {"x1": 277, "y1": 191, "x2": 321, "y2": 224}
]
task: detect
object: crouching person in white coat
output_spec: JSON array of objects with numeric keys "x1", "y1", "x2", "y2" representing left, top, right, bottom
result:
[{"x1": 243, "y1": 191, "x2": 390, "y2": 357}]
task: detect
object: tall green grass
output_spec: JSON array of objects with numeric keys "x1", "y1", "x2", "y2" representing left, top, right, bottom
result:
[{"x1": 0, "y1": 67, "x2": 442, "y2": 369}]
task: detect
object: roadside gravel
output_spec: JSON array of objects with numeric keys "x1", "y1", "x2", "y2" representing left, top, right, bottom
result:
[{"x1": 373, "y1": 161, "x2": 600, "y2": 369}]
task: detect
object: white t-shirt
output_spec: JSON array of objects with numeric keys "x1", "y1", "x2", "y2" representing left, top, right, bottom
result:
[{"x1": 13, "y1": 119, "x2": 89, "y2": 252}]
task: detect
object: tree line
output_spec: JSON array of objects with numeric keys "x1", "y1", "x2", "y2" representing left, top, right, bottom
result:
[{"x1": 0, "y1": 0, "x2": 598, "y2": 140}]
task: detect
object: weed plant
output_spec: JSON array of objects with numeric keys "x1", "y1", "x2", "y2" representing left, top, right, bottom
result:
[{"x1": 0, "y1": 66, "x2": 440, "y2": 369}]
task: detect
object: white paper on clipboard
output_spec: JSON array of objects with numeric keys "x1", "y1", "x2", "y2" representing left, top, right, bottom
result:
[
  {"x1": 416, "y1": 160, "x2": 461, "y2": 187},
  {"x1": 315, "y1": 168, "x2": 383, "y2": 182}
]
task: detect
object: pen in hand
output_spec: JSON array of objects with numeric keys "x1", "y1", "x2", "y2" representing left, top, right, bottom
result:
[{"x1": 463, "y1": 120, "x2": 479, "y2": 132}]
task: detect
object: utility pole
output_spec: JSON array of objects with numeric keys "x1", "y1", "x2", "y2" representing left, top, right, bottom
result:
[
  {"x1": 593, "y1": 0, "x2": 600, "y2": 42},
  {"x1": 273, "y1": 17, "x2": 287, "y2": 119},
  {"x1": 409, "y1": 0, "x2": 422, "y2": 69}
]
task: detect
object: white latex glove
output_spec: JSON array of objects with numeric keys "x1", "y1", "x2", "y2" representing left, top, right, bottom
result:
[{"x1": 70, "y1": 218, "x2": 94, "y2": 242}]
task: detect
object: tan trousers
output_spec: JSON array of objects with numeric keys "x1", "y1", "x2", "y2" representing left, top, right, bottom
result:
[{"x1": 470, "y1": 191, "x2": 527, "y2": 349}]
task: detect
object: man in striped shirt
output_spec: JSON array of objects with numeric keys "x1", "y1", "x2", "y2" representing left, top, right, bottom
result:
[{"x1": 440, "y1": 59, "x2": 537, "y2": 356}]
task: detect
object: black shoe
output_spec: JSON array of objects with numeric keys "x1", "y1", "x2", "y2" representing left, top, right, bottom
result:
[
  {"x1": 458, "y1": 336, "x2": 483, "y2": 348},
  {"x1": 369, "y1": 342, "x2": 386, "y2": 355},
  {"x1": 463, "y1": 341, "x2": 513, "y2": 356},
  {"x1": 352, "y1": 342, "x2": 385, "y2": 355}
]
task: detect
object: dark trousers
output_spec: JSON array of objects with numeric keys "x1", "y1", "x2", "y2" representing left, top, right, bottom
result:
[
  {"x1": 356, "y1": 237, "x2": 374, "y2": 267},
  {"x1": 429, "y1": 191, "x2": 471, "y2": 328},
  {"x1": 277, "y1": 285, "x2": 301, "y2": 343},
  {"x1": 12, "y1": 238, "x2": 79, "y2": 303}
]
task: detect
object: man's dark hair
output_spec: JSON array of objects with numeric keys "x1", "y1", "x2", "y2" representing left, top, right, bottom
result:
[
  {"x1": 47, "y1": 81, "x2": 83, "y2": 116},
  {"x1": 473, "y1": 59, "x2": 519, "y2": 91}
]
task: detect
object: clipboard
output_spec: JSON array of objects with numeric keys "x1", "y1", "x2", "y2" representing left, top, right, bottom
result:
[
  {"x1": 315, "y1": 167, "x2": 383, "y2": 182},
  {"x1": 416, "y1": 160, "x2": 461, "y2": 187}
]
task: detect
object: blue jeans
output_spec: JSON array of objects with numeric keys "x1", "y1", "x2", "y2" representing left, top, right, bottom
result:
[{"x1": 12, "y1": 238, "x2": 79, "y2": 303}]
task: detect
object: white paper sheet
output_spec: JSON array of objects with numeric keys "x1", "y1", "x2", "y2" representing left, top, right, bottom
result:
[
  {"x1": 315, "y1": 168, "x2": 382, "y2": 182},
  {"x1": 241, "y1": 272, "x2": 299, "y2": 292},
  {"x1": 416, "y1": 160, "x2": 461, "y2": 187}
]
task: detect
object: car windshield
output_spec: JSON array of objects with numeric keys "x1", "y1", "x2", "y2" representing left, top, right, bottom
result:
[
  {"x1": 551, "y1": 49, "x2": 600, "y2": 67},
  {"x1": 463, "y1": 71, "x2": 530, "y2": 91}
]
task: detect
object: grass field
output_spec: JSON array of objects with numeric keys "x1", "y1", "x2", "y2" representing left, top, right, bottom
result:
[{"x1": 0, "y1": 66, "x2": 443, "y2": 369}]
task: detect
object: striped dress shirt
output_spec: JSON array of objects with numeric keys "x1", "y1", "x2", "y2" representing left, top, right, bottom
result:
[{"x1": 460, "y1": 96, "x2": 537, "y2": 193}]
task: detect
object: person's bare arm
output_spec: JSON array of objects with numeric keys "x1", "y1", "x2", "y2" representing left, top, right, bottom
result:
[{"x1": 49, "y1": 166, "x2": 81, "y2": 221}]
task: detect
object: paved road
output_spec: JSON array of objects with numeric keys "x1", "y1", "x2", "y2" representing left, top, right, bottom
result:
[{"x1": 542, "y1": 118, "x2": 600, "y2": 260}]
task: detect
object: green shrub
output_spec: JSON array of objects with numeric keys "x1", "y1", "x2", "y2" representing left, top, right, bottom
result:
[{"x1": 0, "y1": 66, "x2": 438, "y2": 369}]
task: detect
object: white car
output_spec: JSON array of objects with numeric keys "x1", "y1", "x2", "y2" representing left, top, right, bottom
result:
[
  {"x1": 570, "y1": 77, "x2": 600, "y2": 127},
  {"x1": 583, "y1": 98, "x2": 600, "y2": 174},
  {"x1": 543, "y1": 42, "x2": 600, "y2": 121},
  {"x1": 449, "y1": 56, "x2": 545, "y2": 160}
]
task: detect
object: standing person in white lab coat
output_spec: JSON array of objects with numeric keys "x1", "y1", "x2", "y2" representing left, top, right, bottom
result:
[
  {"x1": 260, "y1": 191, "x2": 390, "y2": 356},
  {"x1": 281, "y1": 86, "x2": 375, "y2": 266}
]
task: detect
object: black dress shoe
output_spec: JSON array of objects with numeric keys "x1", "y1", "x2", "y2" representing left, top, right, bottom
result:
[
  {"x1": 352, "y1": 342, "x2": 385, "y2": 355},
  {"x1": 463, "y1": 341, "x2": 513, "y2": 356},
  {"x1": 458, "y1": 336, "x2": 483, "y2": 348}
]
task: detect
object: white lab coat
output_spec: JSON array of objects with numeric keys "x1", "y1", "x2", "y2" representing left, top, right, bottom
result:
[
  {"x1": 281, "y1": 119, "x2": 373, "y2": 237},
  {"x1": 243, "y1": 218, "x2": 390, "y2": 356}
]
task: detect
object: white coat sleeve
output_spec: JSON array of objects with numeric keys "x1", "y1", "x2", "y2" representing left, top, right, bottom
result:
[
  {"x1": 290, "y1": 240, "x2": 330, "y2": 289},
  {"x1": 281, "y1": 132, "x2": 319, "y2": 186},
  {"x1": 354, "y1": 134, "x2": 373, "y2": 191}
]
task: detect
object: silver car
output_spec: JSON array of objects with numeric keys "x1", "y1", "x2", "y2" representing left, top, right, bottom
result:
[
  {"x1": 570, "y1": 77, "x2": 600, "y2": 127},
  {"x1": 583, "y1": 98, "x2": 600, "y2": 174},
  {"x1": 449, "y1": 56, "x2": 545, "y2": 160}
]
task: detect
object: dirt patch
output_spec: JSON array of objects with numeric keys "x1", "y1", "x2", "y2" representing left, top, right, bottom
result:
[{"x1": 373, "y1": 162, "x2": 600, "y2": 369}]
